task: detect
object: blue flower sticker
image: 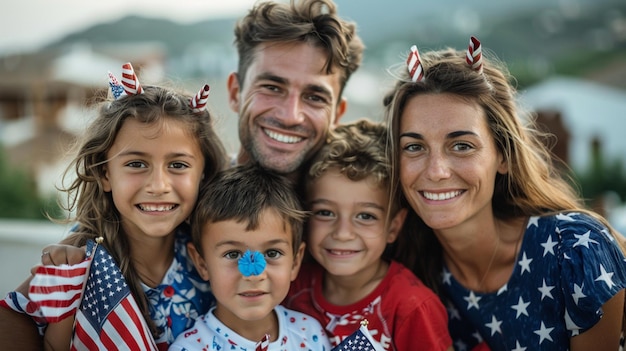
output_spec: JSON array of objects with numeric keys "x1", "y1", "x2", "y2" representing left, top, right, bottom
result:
[{"x1": 238, "y1": 250, "x2": 266, "y2": 277}]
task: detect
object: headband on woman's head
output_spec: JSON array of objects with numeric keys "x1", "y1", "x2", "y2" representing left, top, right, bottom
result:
[
  {"x1": 406, "y1": 36, "x2": 484, "y2": 83},
  {"x1": 466, "y1": 36, "x2": 483, "y2": 74},
  {"x1": 406, "y1": 45, "x2": 424, "y2": 82}
]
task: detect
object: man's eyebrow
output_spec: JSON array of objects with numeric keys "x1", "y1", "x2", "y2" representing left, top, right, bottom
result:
[{"x1": 256, "y1": 72, "x2": 332, "y2": 98}]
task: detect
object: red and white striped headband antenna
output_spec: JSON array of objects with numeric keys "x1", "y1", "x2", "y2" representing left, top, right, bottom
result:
[
  {"x1": 406, "y1": 45, "x2": 424, "y2": 82},
  {"x1": 466, "y1": 36, "x2": 483, "y2": 73},
  {"x1": 190, "y1": 84, "x2": 210, "y2": 114}
]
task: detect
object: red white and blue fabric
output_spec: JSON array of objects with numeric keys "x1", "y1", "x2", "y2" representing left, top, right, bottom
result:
[
  {"x1": 442, "y1": 212, "x2": 626, "y2": 351},
  {"x1": 169, "y1": 305, "x2": 331, "y2": 351},
  {"x1": 0, "y1": 224, "x2": 213, "y2": 349},
  {"x1": 332, "y1": 324, "x2": 384, "y2": 351},
  {"x1": 0, "y1": 290, "x2": 48, "y2": 335},
  {"x1": 70, "y1": 239, "x2": 157, "y2": 350},
  {"x1": 28, "y1": 259, "x2": 91, "y2": 322},
  {"x1": 144, "y1": 226, "x2": 215, "y2": 348},
  {"x1": 285, "y1": 261, "x2": 452, "y2": 350}
]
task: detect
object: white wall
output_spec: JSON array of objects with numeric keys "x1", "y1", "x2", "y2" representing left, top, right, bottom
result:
[{"x1": 0, "y1": 219, "x2": 71, "y2": 296}]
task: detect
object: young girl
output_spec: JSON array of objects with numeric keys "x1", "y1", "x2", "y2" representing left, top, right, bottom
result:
[{"x1": 2, "y1": 63, "x2": 227, "y2": 350}]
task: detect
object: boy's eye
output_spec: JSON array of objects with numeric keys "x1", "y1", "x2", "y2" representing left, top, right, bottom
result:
[
  {"x1": 224, "y1": 251, "x2": 241, "y2": 260},
  {"x1": 356, "y1": 213, "x2": 377, "y2": 221},
  {"x1": 265, "y1": 249, "x2": 283, "y2": 259},
  {"x1": 314, "y1": 209, "x2": 334, "y2": 217}
]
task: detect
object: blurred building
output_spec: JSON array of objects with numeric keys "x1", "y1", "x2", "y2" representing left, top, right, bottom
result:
[
  {"x1": 0, "y1": 43, "x2": 166, "y2": 196},
  {"x1": 520, "y1": 76, "x2": 626, "y2": 174}
]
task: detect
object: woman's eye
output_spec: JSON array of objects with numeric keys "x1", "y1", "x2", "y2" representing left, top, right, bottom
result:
[
  {"x1": 452, "y1": 142, "x2": 472, "y2": 151},
  {"x1": 403, "y1": 143, "x2": 423, "y2": 152}
]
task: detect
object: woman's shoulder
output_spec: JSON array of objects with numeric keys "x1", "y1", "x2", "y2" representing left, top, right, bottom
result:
[{"x1": 527, "y1": 212, "x2": 612, "y2": 243}]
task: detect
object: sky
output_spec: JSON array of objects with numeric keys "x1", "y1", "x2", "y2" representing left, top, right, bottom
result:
[{"x1": 0, "y1": 0, "x2": 264, "y2": 53}]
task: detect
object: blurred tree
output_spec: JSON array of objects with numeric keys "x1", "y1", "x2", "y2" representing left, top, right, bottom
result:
[
  {"x1": 0, "y1": 147, "x2": 62, "y2": 220},
  {"x1": 575, "y1": 137, "x2": 626, "y2": 212}
]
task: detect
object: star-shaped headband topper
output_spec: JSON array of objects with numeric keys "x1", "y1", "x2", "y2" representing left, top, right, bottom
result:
[{"x1": 238, "y1": 250, "x2": 267, "y2": 277}]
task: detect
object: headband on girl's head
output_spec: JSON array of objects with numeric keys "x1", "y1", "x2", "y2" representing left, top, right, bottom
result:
[
  {"x1": 108, "y1": 71, "x2": 126, "y2": 100},
  {"x1": 406, "y1": 36, "x2": 485, "y2": 82},
  {"x1": 108, "y1": 62, "x2": 142, "y2": 99},
  {"x1": 121, "y1": 62, "x2": 143, "y2": 95},
  {"x1": 190, "y1": 84, "x2": 210, "y2": 114},
  {"x1": 107, "y1": 63, "x2": 211, "y2": 115},
  {"x1": 466, "y1": 36, "x2": 483, "y2": 73}
]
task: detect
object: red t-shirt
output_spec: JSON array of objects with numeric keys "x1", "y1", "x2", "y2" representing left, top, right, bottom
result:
[{"x1": 284, "y1": 261, "x2": 452, "y2": 351}]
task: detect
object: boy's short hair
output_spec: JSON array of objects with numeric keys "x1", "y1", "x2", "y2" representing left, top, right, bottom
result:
[
  {"x1": 307, "y1": 118, "x2": 389, "y2": 186},
  {"x1": 190, "y1": 163, "x2": 308, "y2": 255}
]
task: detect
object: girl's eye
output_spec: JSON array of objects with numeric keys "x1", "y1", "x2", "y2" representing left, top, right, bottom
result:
[
  {"x1": 169, "y1": 162, "x2": 189, "y2": 169},
  {"x1": 126, "y1": 161, "x2": 146, "y2": 168},
  {"x1": 265, "y1": 249, "x2": 283, "y2": 259},
  {"x1": 224, "y1": 251, "x2": 241, "y2": 260}
]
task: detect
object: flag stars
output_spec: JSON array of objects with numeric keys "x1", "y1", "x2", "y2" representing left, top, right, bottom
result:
[
  {"x1": 511, "y1": 341, "x2": 527, "y2": 351},
  {"x1": 572, "y1": 283, "x2": 586, "y2": 305},
  {"x1": 518, "y1": 252, "x2": 532, "y2": 274},
  {"x1": 556, "y1": 212, "x2": 576, "y2": 221},
  {"x1": 496, "y1": 284, "x2": 508, "y2": 295},
  {"x1": 573, "y1": 230, "x2": 599, "y2": 249},
  {"x1": 595, "y1": 264, "x2": 615, "y2": 289},
  {"x1": 511, "y1": 296, "x2": 530, "y2": 318},
  {"x1": 534, "y1": 321, "x2": 554, "y2": 344},
  {"x1": 442, "y1": 270, "x2": 452, "y2": 285},
  {"x1": 485, "y1": 315, "x2": 502, "y2": 336},
  {"x1": 527, "y1": 216, "x2": 540, "y2": 228},
  {"x1": 538, "y1": 279, "x2": 555, "y2": 301},
  {"x1": 464, "y1": 291, "x2": 482, "y2": 310},
  {"x1": 541, "y1": 235, "x2": 557, "y2": 257}
]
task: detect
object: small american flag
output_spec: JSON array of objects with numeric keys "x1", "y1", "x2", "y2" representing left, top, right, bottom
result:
[
  {"x1": 332, "y1": 320, "x2": 384, "y2": 351},
  {"x1": 29, "y1": 260, "x2": 91, "y2": 322},
  {"x1": 70, "y1": 239, "x2": 157, "y2": 351}
]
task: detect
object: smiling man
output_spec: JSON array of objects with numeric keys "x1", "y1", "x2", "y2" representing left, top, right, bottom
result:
[{"x1": 228, "y1": 0, "x2": 364, "y2": 179}]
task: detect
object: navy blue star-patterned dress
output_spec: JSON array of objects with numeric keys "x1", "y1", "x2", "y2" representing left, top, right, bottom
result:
[{"x1": 442, "y1": 212, "x2": 626, "y2": 351}]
